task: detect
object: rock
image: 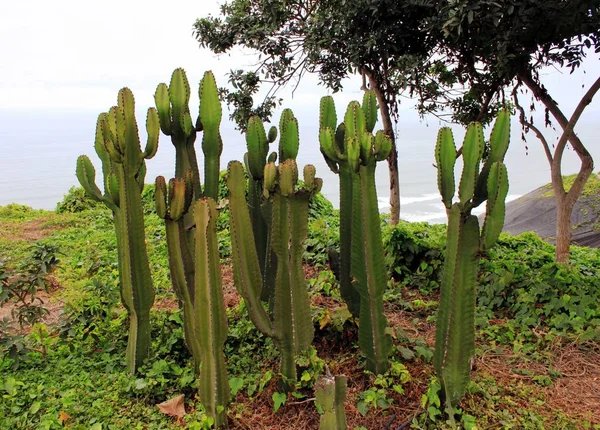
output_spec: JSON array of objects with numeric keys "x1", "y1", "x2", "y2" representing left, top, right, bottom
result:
[{"x1": 500, "y1": 176, "x2": 600, "y2": 247}]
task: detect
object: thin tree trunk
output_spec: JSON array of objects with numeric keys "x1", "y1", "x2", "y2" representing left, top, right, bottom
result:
[
  {"x1": 555, "y1": 195, "x2": 574, "y2": 264},
  {"x1": 519, "y1": 72, "x2": 600, "y2": 263},
  {"x1": 364, "y1": 71, "x2": 400, "y2": 224}
]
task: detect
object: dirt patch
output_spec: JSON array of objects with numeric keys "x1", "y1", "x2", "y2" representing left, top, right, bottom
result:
[
  {"x1": 0, "y1": 218, "x2": 60, "y2": 242},
  {"x1": 474, "y1": 342, "x2": 600, "y2": 424}
]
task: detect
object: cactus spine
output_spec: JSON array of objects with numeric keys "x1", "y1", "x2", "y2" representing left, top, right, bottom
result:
[
  {"x1": 433, "y1": 110, "x2": 510, "y2": 414},
  {"x1": 154, "y1": 69, "x2": 229, "y2": 426},
  {"x1": 315, "y1": 375, "x2": 348, "y2": 430},
  {"x1": 228, "y1": 111, "x2": 320, "y2": 385},
  {"x1": 319, "y1": 92, "x2": 392, "y2": 374},
  {"x1": 76, "y1": 88, "x2": 158, "y2": 373}
]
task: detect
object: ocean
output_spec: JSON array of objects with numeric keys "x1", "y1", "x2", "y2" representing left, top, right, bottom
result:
[{"x1": 1, "y1": 107, "x2": 597, "y2": 224}]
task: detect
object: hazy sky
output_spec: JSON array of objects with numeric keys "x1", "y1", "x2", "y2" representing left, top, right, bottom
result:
[{"x1": 3, "y1": 0, "x2": 599, "y2": 116}]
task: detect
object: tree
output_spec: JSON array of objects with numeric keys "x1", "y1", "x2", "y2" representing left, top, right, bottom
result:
[
  {"x1": 193, "y1": 0, "x2": 435, "y2": 224},
  {"x1": 426, "y1": 0, "x2": 600, "y2": 263}
]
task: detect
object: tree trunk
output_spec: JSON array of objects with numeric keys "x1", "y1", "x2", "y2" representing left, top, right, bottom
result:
[
  {"x1": 365, "y1": 72, "x2": 400, "y2": 224},
  {"x1": 519, "y1": 72, "x2": 600, "y2": 263},
  {"x1": 555, "y1": 196, "x2": 573, "y2": 264}
]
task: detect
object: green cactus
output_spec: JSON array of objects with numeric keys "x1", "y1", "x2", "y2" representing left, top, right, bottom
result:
[
  {"x1": 154, "y1": 68, "x2": 201, "y2": 198},
  {"x1": 315, "y1": 375, "x2": 348, "y2": 430},
  {"x1": 245, "y1": 116, "x2": 278, "y2": 303},
  {"x1": 154, "y1": 69, "x2": 230, "y2": 427},
  {"x1": 193, "y1": 198, "x2": 230, "y2": 428},
  {"x1": 318, "y1": 92, "x2": 392, "y2": 374},
  {"x1": 76, "y1": 88, "x2": 158, "y2": 373},
  {"x1": 433, "y1": 110, "x2": 511, "y2": 415},
  {"x1": 228, "y1": 142, "x2": 321, "y2": 386}
]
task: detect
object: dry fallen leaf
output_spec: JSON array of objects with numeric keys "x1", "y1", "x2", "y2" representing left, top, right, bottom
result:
[
  {"x1": 58, "y1": 410, "x2": 70, "y2": 424},
  {"x1": 157, "y1": 394, "x2": 186, "y2": 418}
]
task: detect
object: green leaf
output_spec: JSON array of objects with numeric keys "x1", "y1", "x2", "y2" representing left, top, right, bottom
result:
[{"x1": 272, "y1": 392, "x2": 287, "y2": 412}]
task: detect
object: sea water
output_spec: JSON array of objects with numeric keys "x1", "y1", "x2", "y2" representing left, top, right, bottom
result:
[{"x1": 1, "y1": 108, "x2": 597, "y2": 224}]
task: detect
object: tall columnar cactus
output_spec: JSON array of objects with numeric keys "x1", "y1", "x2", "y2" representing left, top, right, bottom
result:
[
  {"x1": 319, "y1": 92, "x2": 393, "y2": 374},
  {"x1": 433, "y1": 110, "x2": 510, "y2": 414},
  {"x1": 245, "y1": 116, "x2": 278, "y2": 303},
  {"x1": 154, "y1": 69, "x2": 230, "y2": 426},
  {"x1": 315, "y1": 375, "x2": 348, "y2": 430},
  {"x1": 76, "y1": 88, "x2": 158, "y2": 373},
  {"x1": 228, "y1": 134, "x2": 321, "y2": 386}
]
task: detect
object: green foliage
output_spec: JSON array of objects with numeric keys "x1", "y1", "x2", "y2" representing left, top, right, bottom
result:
[
  {"x1": 56, "y1": 186, "x2": 104, "y2": 213},
  {"x1": 383, "y1": 222, "x2": 445, "y2": 294},
  {"x1": 478, "y1": 233, "x2": 600, "y2": 342}
]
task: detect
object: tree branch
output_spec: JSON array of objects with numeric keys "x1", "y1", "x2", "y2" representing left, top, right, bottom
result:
[{"x1": 512, "y1": 87, "x2": 553, "y2": 165}]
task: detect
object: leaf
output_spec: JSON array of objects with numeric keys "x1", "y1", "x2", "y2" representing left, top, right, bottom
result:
[
  {"x1": 272, "y1": 392, "x2": 287, "y2": 412},
  {"x1": 229, "y1": 377, "x2": 244, "y2": 396},
  {"x1": 59, "y1": 411, "x2": 70, "y2": 424},
  {"x1": 157, "y1": 394, "x2": 186, "y2": 418},
  {"x1": 29, "y1": 401, "x2": 41, "y2": 414}
]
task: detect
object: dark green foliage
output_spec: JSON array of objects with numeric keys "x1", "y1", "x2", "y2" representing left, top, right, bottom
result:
[
  {"x1": 56, "y1": 186, "x2": 104, "y2": 213},
  {"x1": 382, "y1": 222, "x2": 445, "y2": 294},
  {"x1": 478, "y1": 233, "x2": 600, "y2": 341}
]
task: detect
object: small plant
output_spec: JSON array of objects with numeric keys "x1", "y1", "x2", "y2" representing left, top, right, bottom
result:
[{"x1": 0, "y1": 244, "x2": 60, "y2": 327}]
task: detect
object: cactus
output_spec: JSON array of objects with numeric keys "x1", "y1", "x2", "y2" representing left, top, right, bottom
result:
[
  {"x1": 319, "y1": 92, "x2": 392, "y2": 374},
  {"x1": 154, "y1": 70, "x2": 230, "y2": 427},
  {"x1": 228, "y1": 115, "x2": 321, "y2": 385},
  {"x1": 76, "y1": 88, "x2": 158, "y2": 373},
  {"x1": 433, "y1": 110, "x2": 510, "y2": 414},
  {"x1": 194, "y1": 198, "x2": 230, "y2": 428},
  {"x1": 315, "y1": 375, "x2": 348, "y2": 430},
  {"x1": 245, "y1": 116, "x2": 278, "y2": 303}
]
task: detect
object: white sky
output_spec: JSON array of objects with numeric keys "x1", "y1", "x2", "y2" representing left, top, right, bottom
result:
[{"x1": 1, "y1": 0, "x2": 599, "y2": 118}]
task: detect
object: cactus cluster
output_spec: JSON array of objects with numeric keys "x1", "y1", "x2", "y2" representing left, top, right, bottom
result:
[
  {"x1": 318, "y1": 92, "x2": 393, "y2": 374},
  {"x1": 433, "y1": 109, "x2": 510, "y2": 413},
  {"x1": 76, "y1": 88, "x2": 158, "y2": 374},
  {"x1": 153, "y1": 69, "x2": 229, "y2": 427},
  {"x1": 228, "y1": 110, "x2": 321, "y2": 386}
]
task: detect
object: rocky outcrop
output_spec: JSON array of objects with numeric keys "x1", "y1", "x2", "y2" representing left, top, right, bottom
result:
[{"x1": 502, "y1": 180, "x2": 600, "y2": 248}]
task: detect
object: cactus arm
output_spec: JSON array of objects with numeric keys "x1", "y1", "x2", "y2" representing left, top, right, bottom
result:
[
  {"x1": 435, "y1": 128, "x2": 457, "y2": 209},
  {"x1": 194, "y1": 199, "x2": 230, "y2": 428},
  {"x1": 481, "y1": 162, "x2": 509, "y2": 251},
  {"x1": 144, "y1": 108, "x2": 160, "y2": 159},
  {"x1": 458, "y1": 123, "x2": 484, "y2": 206},
  {"x1": 227, "y1": 161, "x2": 274, "y2": 337},
  {"x1": 200, "y1": 71, "x2": 223, "y2": 200},
  {"x1": 353, "y1": 161, "x2": 391, "y2": 374},
  {"x1": 473, "y1": 109, "x2": 511, "y2": 206},
  {"x1": 362, "y1": 90, "x2": 378, "y2": 133}
]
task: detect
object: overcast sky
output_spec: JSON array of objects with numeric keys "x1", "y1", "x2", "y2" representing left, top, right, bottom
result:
[{"x1": 1, "y1": 0, "x2": 599, "y2": 132}]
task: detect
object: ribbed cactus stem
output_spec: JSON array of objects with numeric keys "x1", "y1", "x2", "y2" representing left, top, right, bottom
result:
[
  {"x1": 352, "y1": 160, "x2": 391, "y2": 374},
  {"x1": 200, "y1": 71, "x2": 223, "y2": 200},
  {"x1": 433, "y1": 110, "x2": 511, "y2": 413},
  {"x1": 194, "y1": 199, "x2": 229, "y2": 428},
  {"x1": 272, "y1": 187, "x2": 314, "y2": 383},
  {"x1": 337, "y1": 164, "x2": 360, "y2": 317},
  {"x1": 315, "y1": 375, "x2": 348, "y2": 430},
  {"x1": 318, "y1": 95, "x2": 392, "y2": 373},
  {"x1": 227, "y1": 161, "x2": 275, "y2": 337},
  {"x1": 77, "y1": 88, "x2": 157, "y2": 374}
]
